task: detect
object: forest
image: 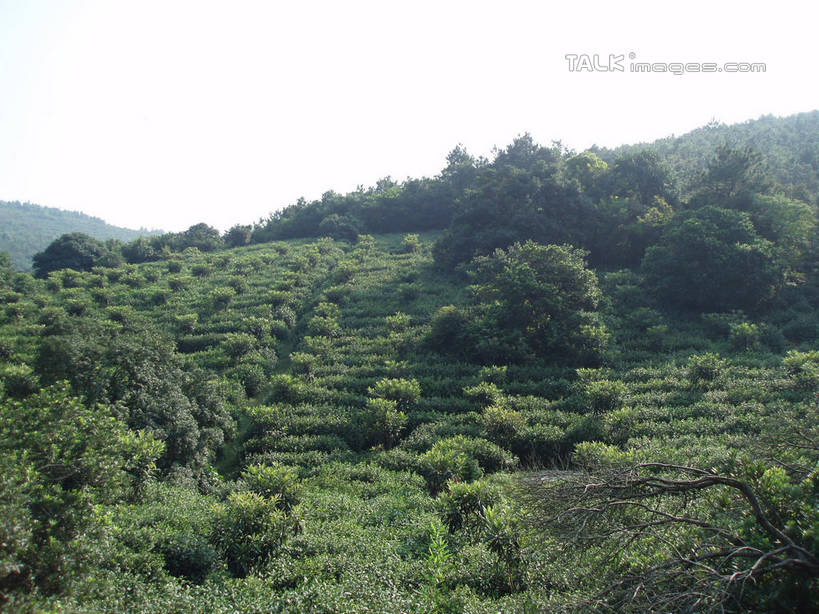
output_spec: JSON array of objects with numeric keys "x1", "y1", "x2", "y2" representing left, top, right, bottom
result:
[
  {"x1": 0, "y1": 201, "x2": 160, "y2": 272},
  {"x1": 0, "y1": 112, "x2": 817, "y2": 613}
]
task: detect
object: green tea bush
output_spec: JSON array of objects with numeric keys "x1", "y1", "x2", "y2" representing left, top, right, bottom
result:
[
  {"x1": 435, "y1": 479, "x2": 500, "y2": 533},
  {"x1": 584, "y1": 379, "x2": 627, "y2": 415},
  {"x1": 687, "y1": 352, "x2": 725, "y2": 387},
  {"x1": 368, "y1": 377, "x2": 421, "y2": 412},
  {"x1": 240, "y1": 463, "x2": 302, "y2": 511},
  {"x1": 213, "y1": 491, "x2": 299, "y2": 578},
  {"x1": 729, "y1": 322, "x2": 761, "y2": 351},
  {"x1": 402, "y1": 234, "x2": 421, "y2": 253}
]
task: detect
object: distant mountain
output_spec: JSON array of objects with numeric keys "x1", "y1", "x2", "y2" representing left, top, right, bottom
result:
[
  {"x1": 594, "y1": 111, "x2": 819, "y2": 203},
  {"x1": 0, "y1": 200, "x2": 162, "y2": 270}
]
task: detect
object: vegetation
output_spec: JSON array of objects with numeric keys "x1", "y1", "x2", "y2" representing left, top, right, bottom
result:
[
  {"x1": 0, "y1": 113, "x2": 817, "y2": 612},
  {"x1": 0, "y1": 201, "x2": 160, "y2": 271}
]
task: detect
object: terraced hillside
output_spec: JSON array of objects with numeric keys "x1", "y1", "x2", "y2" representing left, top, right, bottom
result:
[{"x1": 1, "y1": 232, "x2": 816, "y2": 612}]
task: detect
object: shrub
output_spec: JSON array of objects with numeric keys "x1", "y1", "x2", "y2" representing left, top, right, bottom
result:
[
  {"x1": 0, "y1": 364, "x2": 39, "y2": 399},
  {"x1": 481, "y1": 402, "x2": 527, "y2": 450},
  {"x1": 478, "y1": 365, "x2": 508, "y2": 386},
  {"x1": 584, "y1": 379, "x2": 627, "y2": 415},
  {"x1": 159, "y1": 532, "x2": 218, "y2": 585},
  {"x1": 420, "y1": 436, "x2": 517, "y2": 493},
  {"x1": 174, "y1": 313, "x2": 198, "y2": 335},
  {"x1": 399, "y1": 283, "x2": 420, "y2": 302},
  {"x1": 213, "y1": 491, "x2": 299, "y2": 578},
  {"x1": 167, "y1": 275, "x2": 193, "y2": 291},
  {"x1": 240, "y1": 464, "x2": 302, "y2": 511},
  {"x1": 386, "y1": 312, "x2": 411, "y2": 332},
  {"x1": 687, "y1": 352, "x2": 725, "y2": 387},
  {"x1": 436, "y1": 479, "x2": 500, "y2": 533},
  {"x1": 228, "y1": 276, "x2": 248, "y2": 294},
  {"x1": 402, "y1": 234, "x2": 421, "y2": 253},
  {"x1": 191, "y1": 263, "x2": 212, "y2": 277},
  {"x1": 209, "y1": 287, "x2": 236, "y2": 311},
  {"x1": 729, "y1": 322, "x2": 761, "y2": 351},
  {"x1": 231, "y1": 363, "x2": 267, "y2": 397},
  {"x1": 368, "y1": 377, "x2": 421, "y2": 412},
  {"x1": 360, "y1": 397, "x2": 408, "y2": 449},
  {"x1": 463, "y1": 382, "x2": 503, "y2": 409},
  {"x1": 222, "y1": 333, "x2": 258, "y2": 363},
  {"x1": 267, "y1": 374, "x2": 308, "y2": 404},
  {"x1": 782, "y1": 350, "x2": 819, "y2": 390},
  {"x1": 307, "y1": 315, "x2": 340, "y2": 337}
]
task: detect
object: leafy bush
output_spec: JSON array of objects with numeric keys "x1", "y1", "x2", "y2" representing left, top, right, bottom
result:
[
  {"x1": 402, "y1": 233, "x2": 421, "y2": 253},
  {"x1": 0, "y1": 364, "x2": 39, "y2": 399},
  {"x1": 359, "y1": 397, "x2": 408, "y2": 449},
  {"x1": 420, "y1": 436, "x2": 517, "y2": 493},
  {"x1": 368, "y1": 377, "x2": 421, "y2": 412},
  {"x1": 436, "y1": 479, "x2": 500, "y2": 533},
  {"x1": 584, "y1": 378, "x2": 627, "y2": 415},
  {"x1": 729, "y1": 322, "x2": 761, "y2": 351},
  {"x1": 213, "y1": 491, "x2": 299, "y2": 578},
  {"x1": 222, "y1": 333, "x2": 258, "y2": 363},
  {"x1": 686, "y1": 352, "x2": 725, "y2": 387},
  {"x1": 240, "y1": 464, "x2": 302, "y2": 511},
  {"x1": 158, "y1": 532, "x2": 218, "y2": 584}
]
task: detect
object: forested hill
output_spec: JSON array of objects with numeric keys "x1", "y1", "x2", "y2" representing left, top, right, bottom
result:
[
  {"x1": 0, "y1": 200, "x2": 160, "y2": 270},
  {"x1": 244, "y1": 110, "x2": 818, "y2": 245},
  {"x1": 1, "y1": 110, "x2": 818, "y2": 611},
  {"x1": 596, "y1": 110, "x2": 819, "y2": 203}
]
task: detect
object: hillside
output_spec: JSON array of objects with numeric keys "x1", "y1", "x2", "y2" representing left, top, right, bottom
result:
[
  {"x1": 245, "y1": 111, "x2": 819, "y2": 245},
  {"x1": 1, "y1": 228, "x2": 817, "y2": 611},
  {"x1": 597, "y1": 111, "x2": 819, "y2": 203},
  {"x1": 0, "y1": 200, "x2": 161, "y2": 270},
  {"x1": 0, "y1": 112, "x2": 818, "y2": 612}
]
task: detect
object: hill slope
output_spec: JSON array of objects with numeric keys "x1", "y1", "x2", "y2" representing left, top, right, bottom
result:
[
  {"x1": 597, "y1": 110, "x2": 819, "y2": 202},
  {"x1": 1, "y1": 232, "x2": 816, "y2": 611},
  {"x1": 0, "y1": 200, "x2": 161, "y2": 270}
]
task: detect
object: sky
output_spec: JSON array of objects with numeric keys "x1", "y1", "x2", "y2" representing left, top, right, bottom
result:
[{"x1": 0, "y1": 0, "x2": 816, "y2": 232}]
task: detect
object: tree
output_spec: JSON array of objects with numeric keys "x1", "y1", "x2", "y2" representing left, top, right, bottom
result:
[
  {"x1": 34, "y1": 322, "x2": 233, "y2": 475},
  {"x1": 609, "y1": 150, "x2": 678, "y2": 207},
  {"x1": 642, "y1": 206, "x2": 785, "y2": 312},
  {"x1": 179, "y1": 223, "x2": 223, "y2": 252},
  {"x1": 0, "y1": 383, "x2": 162, "y2": 595},
  {"x1": 523, "y1": 460, "x2": 819, "y2": 612},
  {"x1": 694, "y1": 144, "x2": 772, "y2": 208},
  {"x1": 223, "y1": 224, "x2": 252, "y2": 248},
  {"x1": 32, "y1": 233, "x2": 108, "y2": 278},
  {"x1": 469, "y1": 241, "x2": 608, "y2": 364}
]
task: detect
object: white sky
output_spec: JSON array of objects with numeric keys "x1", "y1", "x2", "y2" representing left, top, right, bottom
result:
[{"x1": 0, "y1": 0, "x2": 816, "y2": 232}]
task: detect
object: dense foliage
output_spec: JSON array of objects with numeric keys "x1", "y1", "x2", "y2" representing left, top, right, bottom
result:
[
  {"x1": 0, "y1": 113, "x2": 817, "y2": 612},
  {"x1": 0, "y1": 201, "x2": 159, "y2": 271}
]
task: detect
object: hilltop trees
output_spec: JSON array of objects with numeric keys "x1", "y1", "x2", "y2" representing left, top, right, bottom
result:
[
  {"x1": 642, "y1": 206, "x2": 785, "y2": 312},
  {"x1": 32, "y1": 232, "x2": 110, "y2": 278}
]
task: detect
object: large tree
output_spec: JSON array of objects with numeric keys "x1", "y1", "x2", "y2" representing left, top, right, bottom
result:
[
  {"x1": 32, "y1": 232, "x2": 108, "y2": 278},
  {"x1": 642, "y1": 206, "x2": 785, "y2": 312},
  {"x1": 468, "y1": 241, "x2": 608, "y2": 364}
]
